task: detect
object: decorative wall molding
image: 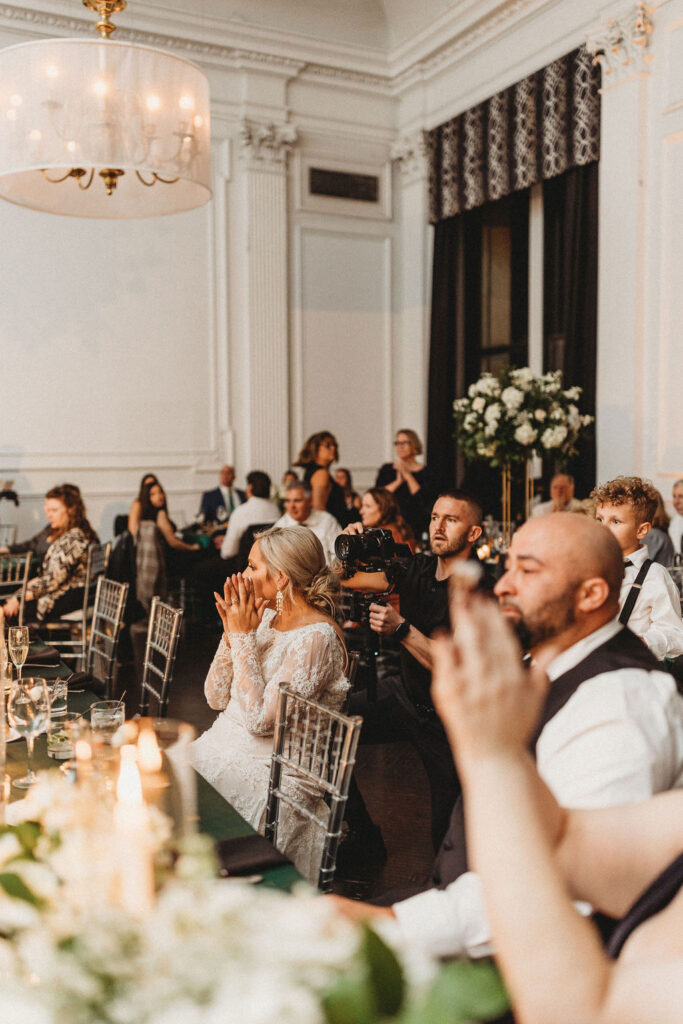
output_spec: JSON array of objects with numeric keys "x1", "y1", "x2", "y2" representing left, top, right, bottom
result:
[
  {"x1": 391, "y1": 130, "x2": 429, "y2": 183},
  {"x1": 587, "y1": 2, "x2": 654, "y2": 82},
  {"x1": 239, "y1": 119, "x2": 298, "y2": 169}
]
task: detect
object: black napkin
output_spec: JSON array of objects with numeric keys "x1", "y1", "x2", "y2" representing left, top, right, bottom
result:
[
  {"x1": 216, "y1": 834, "x2": 291, "y2": 876},
  {"x1": 24, "y1": 646, "x2": 61, "y2": 667}
]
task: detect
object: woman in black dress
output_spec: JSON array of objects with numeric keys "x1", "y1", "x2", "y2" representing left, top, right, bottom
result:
[
  {"x1": 375, "y1": 428, "x2": 433, "y2": 539},
  {"x1": 295, "y1": 431, "x2": 350, "y2": 525}
]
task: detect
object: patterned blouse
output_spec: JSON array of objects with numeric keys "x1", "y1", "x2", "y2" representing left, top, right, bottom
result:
[{"x1": 28, "y1": 528, "x2": 89, "y2": 620}]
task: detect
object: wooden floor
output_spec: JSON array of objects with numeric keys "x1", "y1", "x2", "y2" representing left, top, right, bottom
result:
[{"x1": 116, "y1": 621, "x2": 434, "y2": 898}]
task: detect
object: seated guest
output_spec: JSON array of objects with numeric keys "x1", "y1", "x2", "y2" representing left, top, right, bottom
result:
[
  {"x1": 375, "y1": 429, "x2": 433, "y2": 539},
  {"x1": 593, "y1": 476, "x2": 683, "y2": 659},
  {"x1": 430, "y1": 597, "x2": 683, "y2": 1024},
  {"x1": 220, "y1": 472, "x2": 279, "y2": 561},
  {"x1": 274, "y1": 482, "x2": 341, "y2": 565},
  {"x1": 531, "y1": 472, "x2": 583, "y2": 516},
  {"x1": 644, "y1": 487, "x2": 675, "y2": 566},
  {"x1": 127, "y1": 472, "x2": 159, "y2": 536},
  {"x1": 668, "y1": 477, "x2": 683, "y2": 555},
  {"x1": 360, "y1": 487, "x2": 416, "y2": 552},
  {"x1": 333, "y1": 513, "x2": 683, "y2": 958},
  {"x1": 134, "y1": 480, "x2": 200, "y2": 573},
  {"x1": 0, "y1": 481, "x2": 85, "y2": 560},
  {"x1": 274, "y1": 468, "x2": 299, "y2": 512},
  {"x1": 334, "y1": 468, "x2": 362, "y2": 519},
  {"x1": 190, "y1": 527, "x2": 349, "y2": 882},
  {"x1": 2, "y1": 484, "x2": 98, "y2": 623},
  {"x1": 198, "y1": 464, "x2": 245, "y2": 527},
  {"x1": 295, "y1": 431, "x2": 349, "y2": 526}
]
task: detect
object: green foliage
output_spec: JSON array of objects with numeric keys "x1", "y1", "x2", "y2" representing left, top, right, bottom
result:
[
  {"x1": 323, "y1": 926, "x2": 405, "y2": 1024},
  {"x1": 397, "y1": 960, "x2": 509, "y2": 1024},
  {"x1": 0, "y1": 871, "x2": 42, "y2": 907}
]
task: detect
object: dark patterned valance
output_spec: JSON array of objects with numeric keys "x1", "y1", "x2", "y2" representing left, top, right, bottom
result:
[{"x1": 428, "y1": 46, "x2": 600, "y2": 224}]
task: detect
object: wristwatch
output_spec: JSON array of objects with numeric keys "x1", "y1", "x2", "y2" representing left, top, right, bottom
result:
[{"x1": 393, "y1": 618, "x2": 410, "y2": 641}]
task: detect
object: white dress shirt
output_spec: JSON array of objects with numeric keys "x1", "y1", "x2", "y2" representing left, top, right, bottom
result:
[
  {"x1": 274, "y1": 509, "x2": 342, "y2": 565},
  {"x1": 220, "y1": 497, "x2": 280, "y2": 559},
  {"x1": 393, "y1": 618, "x2": 683, "y2": 959},
  {"x1": 669, "y1": 512, "x2": 683, "y2": 555},
  {"x1": 531, "y1": 498, "x2": 583, "y2": 517},
  {"x1": 620, "y1": 545, "x2": 683, "y2": 659}
]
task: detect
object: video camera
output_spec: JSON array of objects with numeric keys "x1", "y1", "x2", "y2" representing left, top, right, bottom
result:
[{"x1": 334, "y1": 528, "x2": 411, "y2": 574}]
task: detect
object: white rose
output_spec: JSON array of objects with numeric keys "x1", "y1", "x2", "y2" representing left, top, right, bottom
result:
[
  {"x1": 464, "y1": 413, "x2": 478, "y2": 431},
  {"x1": 511, "y1": 367, "x2": 534, "y2": 386},
  {"x1": 564, "y1": 386, "x2": 581, "y2": 401},
  {"x1": 534, "y1": 409, "x2": 546, "y2": 422},
  {"x1": 484, "y1": 402, "x2": 501, "y2": 424},
  {"x1": 541, "y1": 425, "x2": 568, "y2": 449},
  {"x1": 501, "y1": 386, "x2": 524, "y2": 412},
  {"x1": 468, "y1": 383, "x2": 478, "y2": 398},
  {"x1": 514, "y1": 423, "x2": 538, "y2": 446},
  {"x1": 472, "y1": 397, "x2": 486, "y2": 413}
]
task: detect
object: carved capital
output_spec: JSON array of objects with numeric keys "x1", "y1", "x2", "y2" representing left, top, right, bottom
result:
[
  {"x1": 587, "y1": 2, "x2": 654, "y2": 82},
  {"x1": 391, "y1": 129, "x2": 429, "y2": 183},
  {"x1": 238, "y1": 120, "x2": 298, "y2": 169}
]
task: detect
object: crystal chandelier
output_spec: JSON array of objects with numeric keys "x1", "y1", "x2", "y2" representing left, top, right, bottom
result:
[{"x1": 0, "y1": 1, "x2": 212, "y2": 217}]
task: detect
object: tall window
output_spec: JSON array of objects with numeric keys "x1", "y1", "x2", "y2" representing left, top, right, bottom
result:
[{"x1": 479, "y1": 190, "x2": 529, "y2": 375}]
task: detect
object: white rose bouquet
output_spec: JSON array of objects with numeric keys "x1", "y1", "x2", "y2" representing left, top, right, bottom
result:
[{"x1": 453, "y1": 367, "x2": 593, "y2": 468}]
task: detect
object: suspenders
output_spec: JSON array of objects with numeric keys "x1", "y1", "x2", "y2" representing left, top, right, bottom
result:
[{"x1": 619, "y1": 558, "x2": 653, "y2": 626}]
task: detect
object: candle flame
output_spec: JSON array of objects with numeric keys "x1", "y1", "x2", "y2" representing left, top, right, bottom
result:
[
  {"x1": 137, "y1": 728, "x2": 163, "y2": 772},
  {"x1": 117, "y1": 745, "x2": 143, "y2": 805}
]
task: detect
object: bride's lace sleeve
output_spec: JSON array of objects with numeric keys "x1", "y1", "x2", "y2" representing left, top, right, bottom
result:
[
  {"x1": 230, "y1": 625, "x2": 342, "y2": 736},
  {"x1": 204, "y1": 637, "x2": 234, "y2": 710}
]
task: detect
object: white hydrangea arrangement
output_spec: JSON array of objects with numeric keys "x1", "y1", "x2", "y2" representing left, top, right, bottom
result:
[
  {"x1": 453, "y1": 366, "x2": 593, "y2": 468},
  {"x1": 0, "y1": 773, "x2": 509, "y2": 1024}
]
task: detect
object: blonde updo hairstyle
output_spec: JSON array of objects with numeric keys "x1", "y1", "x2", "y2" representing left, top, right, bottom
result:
[{"x1": 255, "y1": 526, "x2": 341, "y2": 620}]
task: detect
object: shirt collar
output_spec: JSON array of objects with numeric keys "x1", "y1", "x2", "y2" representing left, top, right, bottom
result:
[
  {"x1": 545, "y1": 617, "x2": 623, "y2": 681},
  {"x1": 624, "y1": 544, "x2": 648, "y2": 569}
]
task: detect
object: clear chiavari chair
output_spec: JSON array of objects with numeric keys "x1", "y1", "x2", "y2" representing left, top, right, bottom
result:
[
  {"x1": 85, "y1": 576, "x2": 129, "y2": 698},
  {"x1": 137, "y1": 597, "x2": 184, "y2": 718},
  {"x1": 0, "y1": 553, "x2": 31, "y2": 626},
  {"x1": 265, "y1": 683, "x2": 363, "y2": 892},
  {"x1": 43, "y1": 542, "x2": 111, "y2": 667}
]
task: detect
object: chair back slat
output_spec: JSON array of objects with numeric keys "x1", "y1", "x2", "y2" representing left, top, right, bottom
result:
[
  {"x1": 0, "y1": 554, "x2": 31, "y2": 626},
  {"x1": 137, "y1": 596, "x2": 183, "y2": 718},
  {"x1": 85, "y1": 576, "x2": 129, "y2": 699},
  {"x1": 264, "y1": 683, "x2": 362, "y2": 892}
]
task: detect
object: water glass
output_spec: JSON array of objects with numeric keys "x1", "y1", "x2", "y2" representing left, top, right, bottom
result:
[
  {"x1": 90, "y1": 700, "x2": 125, "y2": 741},
  {"x1": 7, "y1": 677, "x2": 48, "y2": 788},
  {"x1": 46, "y1": 678, "x2": 68, "y2": 717},
  {"x1": 47, "y1": 711, "x2": 82, "y2": 760}
]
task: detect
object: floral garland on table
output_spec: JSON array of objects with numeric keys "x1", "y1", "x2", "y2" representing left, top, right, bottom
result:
[
  {"x1": 452, "y1": 366, "x2": 593, "y2": 469},
  {"x1": 0, "y1": 772, "x2": 509, "y2": 1024}
]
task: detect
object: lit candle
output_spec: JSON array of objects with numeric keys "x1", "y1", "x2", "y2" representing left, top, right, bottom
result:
[
  {"x1": 75, "y1": 739, "x2": 93, "y2": 783},
  {"x1": 136, "y1": 724, "x2": 169, "y2": 811},
  {"x1": 114, "y1": 745, "x2": 154, "y2": 918}
]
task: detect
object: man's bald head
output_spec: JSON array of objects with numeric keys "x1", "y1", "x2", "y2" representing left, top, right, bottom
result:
[{"x1": 517, "y1": 513, "x2": 623, "y2": 606}]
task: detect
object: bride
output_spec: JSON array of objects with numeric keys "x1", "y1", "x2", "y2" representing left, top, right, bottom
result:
[{"x1": 191, "y1": 526, "x2": 349, "y2": 882}]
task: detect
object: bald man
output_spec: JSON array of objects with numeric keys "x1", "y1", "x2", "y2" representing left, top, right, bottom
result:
[
  {"x1": 335, "y1": 514, "x2": 683, "y2": 958},
  {"x1": 532, "y1": 472, "x2": 582, "y2": 516}
]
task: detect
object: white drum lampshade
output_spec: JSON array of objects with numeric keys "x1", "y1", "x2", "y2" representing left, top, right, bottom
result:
[{"x1": 0, "y1": 37, "x2": 211, "y2": 218}]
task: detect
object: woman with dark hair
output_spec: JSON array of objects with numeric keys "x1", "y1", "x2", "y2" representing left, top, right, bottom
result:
[
  {"x1": 334, "y1": 467, "x2": 362, "y2": 520},
  {"x1": 360, "y1": 487, "x2": 416, "y2": 551},
  {"x1": 134, "y1": 480, "x2": 200, "y2": 571},
  {"x1": 295, "y1": 431, "x2": 348, "y2": 526},
  {"x1": 191, "y1": 526, "x2": 349, "y2": 882},
  {"x1": 375, "y1": 428, "x2": 433, "y2": 538},
  {"x1": 127, "y1": 472, "x2": 160, "y2": 536},
  {"x1": 2, "y1": 484, "x2": 98, "y2": 623}
]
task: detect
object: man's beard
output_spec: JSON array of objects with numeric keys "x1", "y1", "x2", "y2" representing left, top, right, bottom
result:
[
  {"x1": 431, "y1": 533, "x2": 469, "y2": 558},
  {"x1": 522, "y1": 589, "x2": 577, "y2": 649}
]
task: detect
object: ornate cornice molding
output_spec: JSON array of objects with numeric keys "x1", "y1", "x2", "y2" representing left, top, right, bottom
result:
[
  {"x1": 391, "y1": 129, "x2": 429, "y2": 183},
  {"x1": 238, "y1": 119, "x2": 298, "y2": 168},
  {"x1": 586, "y1": 2, "x2": 654, "y2": 82}
]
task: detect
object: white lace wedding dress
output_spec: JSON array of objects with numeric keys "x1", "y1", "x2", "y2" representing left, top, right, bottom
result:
[{"x1": 190, "y1": 609, "x2": 349, "y2": 883}]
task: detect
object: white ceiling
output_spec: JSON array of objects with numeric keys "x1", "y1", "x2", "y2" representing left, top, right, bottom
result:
[{"x1": 137, "y1": 0, "x2": 467, "y2": 52}]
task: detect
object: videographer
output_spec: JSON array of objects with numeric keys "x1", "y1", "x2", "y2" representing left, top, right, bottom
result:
[{"x1": 336, "y1": 489, "x2": 487, "y2": 868}]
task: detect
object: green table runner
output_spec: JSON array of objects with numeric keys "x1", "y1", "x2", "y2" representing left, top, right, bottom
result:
[{"x1": 5, "y1": 687, "x2": 300, "y2": 892}]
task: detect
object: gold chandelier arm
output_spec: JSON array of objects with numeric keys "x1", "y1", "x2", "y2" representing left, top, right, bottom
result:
[
  {"x1": 76, "y1": 169, "x2": 95, "y2": 190},
  {"x1": 41, "y1": 169, "x2": 79, "y2": 184},
  {"x1": 135, "y1": 171, "x2": 180, "y2": 187}
]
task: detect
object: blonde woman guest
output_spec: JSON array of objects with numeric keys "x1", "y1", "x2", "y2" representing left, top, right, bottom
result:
[{"x1": 191, "y1": 527, "x2": 349, "y2": 882}]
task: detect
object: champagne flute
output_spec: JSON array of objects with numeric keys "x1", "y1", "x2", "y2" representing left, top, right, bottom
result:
[
  {"x1": 7, "y1": 677, "x2": 48, "y2": 789},
  {"x1": 7, "y1": 626, "x2": 29, "y2": 681}
]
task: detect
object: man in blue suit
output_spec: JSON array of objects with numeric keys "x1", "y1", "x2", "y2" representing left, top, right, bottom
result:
[{"x1": 198, "y1": 465, "x2": 246, "y2": 526}]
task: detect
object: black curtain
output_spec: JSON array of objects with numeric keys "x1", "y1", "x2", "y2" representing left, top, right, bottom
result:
[
  {"x1": 427, "y1": 209, "x2": 481, "y2": 494},
  {"x1": 543, "y1": 161, "x2": 599, "y2": 497}
]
